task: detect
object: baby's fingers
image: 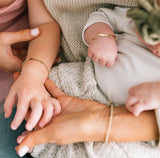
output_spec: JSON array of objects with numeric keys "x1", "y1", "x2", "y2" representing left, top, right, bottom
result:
[
  {"x1": 26, "y1": 99, "x2": 43, "y2": 131},
  {"x1": 38, "y1": 100, "x2": 53, "y2": 128},
  {"x1": 39, "y1": 98, "x2": 61, "y2": 128},
  {"x1": 4, "y1": 87, "x2": 17, "y2": 118},
  {"x1": 11, "y1": 97, "x2": 29, "y2": 130}
]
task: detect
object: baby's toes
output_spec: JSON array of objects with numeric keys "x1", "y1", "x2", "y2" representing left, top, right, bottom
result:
[
  {"x1": 105, "y1": 60, "x2": 114, "y2": 67},
  {"x1": 132, "y1": 102, "x2": 146, "y2": 116},
  {"x1": 88, "y1": 51, "x2": 93, "y2": 58},
  {"x1": 155, "y1": 50, "x2": 160, "y2": 57},
  {"x1": 92, "y1": 55, "x2": 99, "y2": 63},
  {"x1": 98, "y1": 59, "x2": 106, "y2": 66}
]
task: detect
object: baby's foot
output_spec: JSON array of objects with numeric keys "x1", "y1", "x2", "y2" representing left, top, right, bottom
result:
[{"x1": 126, "y1": 82, "x2": 160, "y2": 116}]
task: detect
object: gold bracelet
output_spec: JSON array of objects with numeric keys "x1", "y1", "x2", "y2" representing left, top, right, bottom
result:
[
  {"x1": 22, "y1": 58, "x2": 50, "y2": 76},
  {"x1": 91, "y1": 33, "x2": 116, "y2": 42},
  {"x1": 105, "y1": 102, "x2": 114, "y2": 143}
]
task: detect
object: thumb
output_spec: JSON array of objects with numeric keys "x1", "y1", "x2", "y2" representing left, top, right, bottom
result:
[
  {"x1": 17, "y1": 128, "x2": 49, "y2": 157},
  {"x1": 2, "y1": 28, "x2": 40, "y2": 45},
  {"x1": 45, "y1": 78, "x2": 64, "y2": 98}
]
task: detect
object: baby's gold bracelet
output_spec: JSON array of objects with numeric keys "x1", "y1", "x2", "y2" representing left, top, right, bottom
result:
[
  {"x1": 91, "y1": 33, "x2": 116, "y2": 42},
  {"x1": 105, "y1": 102, "x2": 114, "y2": 143},
  {"x1": 22, "y1": 58, "x2": 50, "y2": 76}
]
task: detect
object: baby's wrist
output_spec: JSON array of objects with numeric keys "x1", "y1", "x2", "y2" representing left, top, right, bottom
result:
[
  {"x1": 21, "y1": 59, "x2": 49, "y2": 82},
  {"x1": 89, "y1": 33, "x2": 116, "y2": 46},
  {"x1": 91, "y1": 33, "x2": 116, "y2": 42}
]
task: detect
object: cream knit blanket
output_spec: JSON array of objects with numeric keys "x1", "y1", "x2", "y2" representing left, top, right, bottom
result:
[{"x1": 31, "y1": 0, "x2": 160, "y2": 157}]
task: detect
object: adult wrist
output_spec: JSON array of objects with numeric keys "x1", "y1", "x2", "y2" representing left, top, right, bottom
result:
[{"x1": 80, "y1": 104, "x2": 110, "y2": 142}]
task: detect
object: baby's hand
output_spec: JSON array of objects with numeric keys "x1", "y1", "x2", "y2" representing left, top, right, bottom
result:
[
  {"x1": 126, "y1": 82, "x2": 160, "y2": 116},
  {"x1": 4, "y1": 73, "x2": 61, "y2": 131},
  {"x1": 88, "y1": 36, "x2": 117, "y2": 67}
]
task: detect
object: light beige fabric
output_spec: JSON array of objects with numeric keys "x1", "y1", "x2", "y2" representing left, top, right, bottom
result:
[{"x1": 31, "y1": 0, "x2": 160, "y2": 157}]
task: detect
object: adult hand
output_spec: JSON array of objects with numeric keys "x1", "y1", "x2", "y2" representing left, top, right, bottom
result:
[
  {"x1": 14, "y1": 73, "x2": 159, "y2": 157},
  {"x1": 0, "y1": 28, "x2": 40, "y2": 72},
  {"x1": 15, "y1": 76, "x2": 109, "y2": 157}
]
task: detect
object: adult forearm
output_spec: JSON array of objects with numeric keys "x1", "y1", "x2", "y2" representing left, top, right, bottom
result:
[{"x1": 109, "y1": 106, "x2": 159, "y2": 142}]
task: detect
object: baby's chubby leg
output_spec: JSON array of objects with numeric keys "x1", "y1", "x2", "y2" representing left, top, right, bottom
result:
[{"x1": 126, "y1": 82, "x2": 160, "y2": 116}]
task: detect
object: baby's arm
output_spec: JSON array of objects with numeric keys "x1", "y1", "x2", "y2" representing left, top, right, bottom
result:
[
  {"x1": 84, "y1": 22, "x2": 117, "y2": 67},
  {"x1": 126, "y1": 82, "x2": 160, "y2": 116},
  {"x1": 4, "y1": 0, "x2": 61, "y2": 131}
]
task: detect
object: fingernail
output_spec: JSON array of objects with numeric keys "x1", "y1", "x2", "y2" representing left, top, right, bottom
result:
[
  {"x1": 31, "y1": 28, "x2": 39, "y2": 36},
  {"x1": 18, "y1": 146, "x2": 29, "y2": 157},
  {"x1": 11, "y1": 125, "x2": 17, "y2": 130},
  {"x1": 26, "y1": 124, "x2": 32, "y2": 131},
  {"x1": 39, "y1": 123, "x2": 44, "y2": 128}
]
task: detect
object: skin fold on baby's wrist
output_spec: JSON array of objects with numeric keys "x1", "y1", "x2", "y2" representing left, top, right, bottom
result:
[{"x1": 21, "y1": 60, "x2": 49, "y2": 82}]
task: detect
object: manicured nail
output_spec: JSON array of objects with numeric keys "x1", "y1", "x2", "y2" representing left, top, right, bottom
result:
[
  {"x1": 18, "y1": 146, "x2": 29, "y2": 157},
  {"x1": 31, "y1": 28, "x2": 39, "y2": 36}
]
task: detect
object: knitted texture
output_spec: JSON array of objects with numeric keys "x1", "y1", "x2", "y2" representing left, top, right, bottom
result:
[
  {"x1": 43, "y1": 0, "x2": 137, "y2": 62},
  {"x1": 127, "y1": 0, "x2": 160, "y2": 45},
  {"x1": 31, "y1": 0, "x2": 160, "y2": 157}
]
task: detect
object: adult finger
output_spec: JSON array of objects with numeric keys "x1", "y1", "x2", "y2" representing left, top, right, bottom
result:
[
  {"x1": 16, "y1": 128, "x2": 49, "y2": 157},
  {"x1": 45, "y1": 78, "x2": 64, "y2": 98},
  {"x1": 17, "y1": 131, "x2": 30, "y2": 144},
  {"x1": 1, "y1": 28, "x2": 40, "y2": 45}
]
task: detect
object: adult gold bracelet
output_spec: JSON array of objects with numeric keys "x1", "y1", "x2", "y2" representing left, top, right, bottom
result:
[{"x1": 105, "y1": 102, "x2": 114, "y2": 143}]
